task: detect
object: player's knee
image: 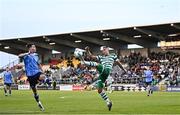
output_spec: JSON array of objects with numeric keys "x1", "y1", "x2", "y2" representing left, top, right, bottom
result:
[
  {"x1": 98, "y1": 88, "x2": 102, "y2": 93},
  {"x1": 97, "y1": 64, "x2": 103, "y2": 72},
  {"x1": 39, "y1": 74, "x2": 45, "y2": 81},
  {"x1": 30, "y1": 85, "x2": 36, "y2": 89}
]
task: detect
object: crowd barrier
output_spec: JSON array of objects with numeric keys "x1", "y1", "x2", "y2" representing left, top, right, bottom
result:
[
  {"x1": 1, "y1": 84, "x2": 179, "y2": 92},
  {"x1": 166, "y1": 86, "x2": 180, "y2": 92}
]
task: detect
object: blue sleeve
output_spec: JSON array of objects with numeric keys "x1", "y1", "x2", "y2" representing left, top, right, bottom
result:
[
  {"x1": 23, "y1": 55, "x2": 27, "y2": 61},
  {"x1": 34, "y1": 53, "x2": 40, "y2": 64},
  {"x1": 37, "y1": 55, "x2": 40, "y2": 64},
  {"x1": 10, "y1": 72, "x2": 13, "y2": 77}
]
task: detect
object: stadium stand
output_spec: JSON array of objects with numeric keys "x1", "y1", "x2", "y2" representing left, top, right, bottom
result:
[
  {"x1": 0, "y1": 23, "x2": 180, "y2": 90},
  {"x1": 1, "y1": 50, "x2": 178, "y2": 88}
]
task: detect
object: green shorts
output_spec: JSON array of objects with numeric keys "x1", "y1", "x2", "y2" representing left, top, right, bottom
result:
[{"x1": 96, "y1": 64, "x2": 111, "y2": 88}]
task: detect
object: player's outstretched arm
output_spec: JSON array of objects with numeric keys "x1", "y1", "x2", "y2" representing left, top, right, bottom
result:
[
  {"x1": 85, "y1": 46, "x2": 97, "y2": 60},
  {"x1": 18, "y1": 52, "x2": 29, "y2": 58},
  {"x1": 114, "y1": 61, "x2": 127, "y2": 73}
]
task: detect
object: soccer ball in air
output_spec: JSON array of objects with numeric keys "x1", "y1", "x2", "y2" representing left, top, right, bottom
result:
[{"x1": 74, "y1": 48, "x2": 85, "y2": 58}]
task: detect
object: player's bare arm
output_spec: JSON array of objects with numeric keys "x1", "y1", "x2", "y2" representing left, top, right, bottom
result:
[
  {"x1": 18, "y1": 52, "x2": 29, "y2": 58},
  {"x1": 85, "y1": 46, "x2": 97, "y2": 60},
  {"x1": 114, "y1": 60, "x2": 127, "y2": 73}
]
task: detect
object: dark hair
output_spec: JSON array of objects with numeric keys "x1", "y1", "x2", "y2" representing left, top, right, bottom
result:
[{"x1": 26, "y1": 44, "x2": 35, "y2": 49}]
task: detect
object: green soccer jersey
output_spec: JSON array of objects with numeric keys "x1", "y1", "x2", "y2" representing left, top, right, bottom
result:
[
  {"x1": 95, "y1": 54, "x2": 119, "y2": 88},
  {"x1": 96, "y1": 54, "x2": 119, "y2": 70}
]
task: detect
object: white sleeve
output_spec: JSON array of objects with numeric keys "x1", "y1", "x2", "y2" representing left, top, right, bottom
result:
[
  {"x1": 114, "y1": 55, "x2": 119, "y2": 61},
  {"x1": 96, "y1": 55, "x2": 101, "y2": 61}
]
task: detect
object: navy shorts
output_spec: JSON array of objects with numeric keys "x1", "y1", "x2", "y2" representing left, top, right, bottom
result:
[
  {"x1": 145, "y1": 81, "x2": 152, "y2": 86},
  {"x1": 4, "y1": 83, "x2": 12, "y2": 87},
  {"x1": 27, "y1": 72, "x2": 42, "y2": 88}
]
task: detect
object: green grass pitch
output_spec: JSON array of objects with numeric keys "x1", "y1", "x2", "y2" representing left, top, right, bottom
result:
[{"x1": 0, "y1": 90, "x2": 180, "y2": 114}]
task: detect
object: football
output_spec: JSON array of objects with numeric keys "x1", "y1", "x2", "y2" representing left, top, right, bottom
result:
[{"x1": 74, "y1": 48, "x2": 85, "y2": 58}]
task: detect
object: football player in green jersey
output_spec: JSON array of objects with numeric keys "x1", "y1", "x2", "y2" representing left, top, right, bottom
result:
[{"x1": 81, "y1": 46, "x2": 126, "y2": 111}]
